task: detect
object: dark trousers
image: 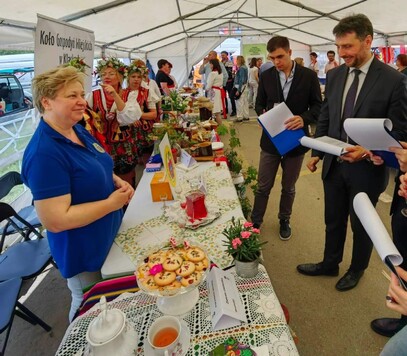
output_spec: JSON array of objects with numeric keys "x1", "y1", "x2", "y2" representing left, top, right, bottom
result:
[
  {"x1": 251, "y1": 150, "x2": 304, "y2": 226},
  {"x1": 224, "y1": 82, "x2": 236, "y2": 114},
  {"x1": 322, "y1": 160, "x2": 387, "y2": 271},
  {"x1": 392, "y1": 193, "x2": 407, "y2": 270}
]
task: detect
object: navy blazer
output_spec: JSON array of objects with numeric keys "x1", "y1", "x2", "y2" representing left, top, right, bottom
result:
[
  {"x1": 314, "y1": 57, "x2": 407, "y2": 179},
  {"x1": 256, "y1": 62, "x2": 322, "y2": 156}
]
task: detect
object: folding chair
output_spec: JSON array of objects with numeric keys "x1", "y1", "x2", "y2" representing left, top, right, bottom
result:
[
  {"x1": 0, "y1": 171, "x2": 42, "y2": 252},
  {"x1": 0, "y1": 202, "x2": 53, "y2": 282},
  {"x1": 0, "y1": 278, "x2": 51, "y2": 355}
]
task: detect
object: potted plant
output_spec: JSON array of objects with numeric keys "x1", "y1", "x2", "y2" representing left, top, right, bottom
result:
[
  {"x1": 225, "y1": 127, "x2": 244, "y2": 181},
  {"x1": 222, "y1": 217, "x2": 267, "y2": 278},
  {"x1": 162, "y1": 91, "x2": 191, "y2": 115}
]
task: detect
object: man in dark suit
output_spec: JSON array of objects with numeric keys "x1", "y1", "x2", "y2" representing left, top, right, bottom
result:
[
  {"x1": 297, "y1": 14, "x2": 407, "y2": 291},
  {"x1": 251, "y1": 36, "x2": 321, "y2": 240}
]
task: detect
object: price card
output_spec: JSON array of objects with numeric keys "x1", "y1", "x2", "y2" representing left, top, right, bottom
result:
[
  {"x1": 180, "y1": 149, "x2": 197, "y2": 168},
  {"x1": 207, "y1": 267, "x2": 247, "y2": 330}
]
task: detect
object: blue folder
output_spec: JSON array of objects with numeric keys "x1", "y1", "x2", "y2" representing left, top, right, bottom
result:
[
  {"x1": 372, "y1": 150, "x2": 400, "y2": 169},
  {"x1": 258, "y1": 118, "x2": 305, "y2": 155}
]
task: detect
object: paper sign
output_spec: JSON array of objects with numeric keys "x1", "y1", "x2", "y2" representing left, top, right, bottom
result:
[
  {"x1": 159, "y1": 133, "x2": 177, "y2": 191},
  {"x1": 207, "y1": 267, "x2": 247, "y2": 330},
  {"x1": 180, "y1": 149, "x2": 197, "y2": 168}
]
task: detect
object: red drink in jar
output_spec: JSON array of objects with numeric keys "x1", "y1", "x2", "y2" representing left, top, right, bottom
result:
[{"x1": 185, "y1": 190, "x2": 207, "y2": 221}]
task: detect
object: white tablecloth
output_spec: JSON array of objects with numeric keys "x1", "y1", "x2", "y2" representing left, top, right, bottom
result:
[{"x1": 101, "y1": 162, "x2": 244, "y2": 278}]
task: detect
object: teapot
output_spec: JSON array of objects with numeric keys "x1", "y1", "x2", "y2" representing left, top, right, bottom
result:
[{"x1": 86, "y1": 296, "x2": 137, "y2": 356}]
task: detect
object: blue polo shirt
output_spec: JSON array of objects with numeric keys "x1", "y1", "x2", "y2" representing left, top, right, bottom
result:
[{"x1": 22, "y1": 119, "x2": 123, "y2": 279}]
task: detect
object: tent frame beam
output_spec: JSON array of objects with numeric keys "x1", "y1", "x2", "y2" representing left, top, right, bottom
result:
[
  {"x1": 104, "y1": 0, "x2": 231, "y2": 47},
  {"x1": 60, "y1": 0, "x2": 138, "y2": 23}
]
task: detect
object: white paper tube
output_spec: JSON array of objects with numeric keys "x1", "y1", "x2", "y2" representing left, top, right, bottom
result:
[{"x1": 353, "y1": 192, "x2": 403, "y2": 266}]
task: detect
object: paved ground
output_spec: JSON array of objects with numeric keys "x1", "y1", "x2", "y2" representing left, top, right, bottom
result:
[{"x1": 1, "y1": 116, "x2": 398, "y2": 355}]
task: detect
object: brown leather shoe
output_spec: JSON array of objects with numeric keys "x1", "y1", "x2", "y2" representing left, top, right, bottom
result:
[
  {"x1": 371, "y1": 317, "x2": 407, "y2": 337},
  {"x1": 296, "y1": 262, "x2": 339, "y2": 276},
  {"x1": 335, "y1": 270, "x2": 364, "y2": 291}
]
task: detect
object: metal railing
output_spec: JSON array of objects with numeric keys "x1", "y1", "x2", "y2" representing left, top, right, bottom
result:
[{"x1": 0, "y1": 108, "x2": 35, "y2": 169}]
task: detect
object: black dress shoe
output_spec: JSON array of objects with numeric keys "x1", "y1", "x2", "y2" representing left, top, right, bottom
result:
[
  {"x1": 371, "y1": 317, "x2": 407, "y2": 337},
  {"x1": 297, "y1": 262, "x2": 339, "y2": 276},
  {"x1": 335, "y1": 270, "x2": 364, "y2": 291}
]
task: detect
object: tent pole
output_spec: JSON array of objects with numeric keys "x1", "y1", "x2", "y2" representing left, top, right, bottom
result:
[{"x1": 185, "y1": 38, "x2": 189, "y2": 87}]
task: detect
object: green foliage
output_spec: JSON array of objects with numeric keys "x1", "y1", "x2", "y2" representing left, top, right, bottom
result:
[
  {"x1": 222, "y1": 217, "x2": 267, "y2": 262},
  {"x1": 162, "y1": 91, "x2": 191, "y2": 112},
  {"x1": 228, "y1": 128, "x2": 241, "y2": 150},
  {"x1": 0, "y1": 50, "x2": 33, "y2": 55},
  {"x1": 244, "y1": 165, "x2": 258, "y2": 195},
  {"x1": 225, "y1": 126, "x2": 258, "y2": 217},
  {"x1": 216, "y1": 124, "x2": 228, "y2": 136},
  {"x1": 226, "y1": 150, "x2": 242, "y2": 175},
  {"x1": 240, "y1": 196, "x2": 252, "y2": 220}
]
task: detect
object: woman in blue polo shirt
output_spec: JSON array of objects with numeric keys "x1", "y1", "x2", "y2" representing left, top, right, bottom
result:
[{"x1": 22, "y1": 66, "x2": 134, "y2": 322}]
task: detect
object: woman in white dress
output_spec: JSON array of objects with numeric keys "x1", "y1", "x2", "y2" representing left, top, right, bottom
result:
[{"x1": 206, "y1": 59, "x2": 225, "y2": 125}]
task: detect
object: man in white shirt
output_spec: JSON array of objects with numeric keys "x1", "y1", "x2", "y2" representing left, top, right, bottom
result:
[
  {"x1": 199, "y1": 51, "x2": 228, "y2": 88},
  {"x1": 324, "y1": 50, "x2": 339, "y2": 73}
]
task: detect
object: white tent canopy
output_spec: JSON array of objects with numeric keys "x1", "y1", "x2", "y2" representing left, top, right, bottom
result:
[{"x1": 1, "y1": 0, "x2": 406, "y2": 85}]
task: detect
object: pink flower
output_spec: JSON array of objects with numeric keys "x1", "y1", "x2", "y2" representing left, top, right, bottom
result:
[
  {"x1": 149, "y1": 264, "x2": 163, "y2": 275},
  {"x1": 241, "y1": 231, "x2": 252, "y2": 239},
  {"x1": 232, "y1": 238, "x2": 242, "y2": 249},
  {"x1": 251, "y1": 228, "x2": 260, "y2": 234},
  {"x1": 243, "y1": 222, "x2": 253, "y2": 228},
  {"x1": 169, "y1": 237, "x2": 177, "y2": 247}
]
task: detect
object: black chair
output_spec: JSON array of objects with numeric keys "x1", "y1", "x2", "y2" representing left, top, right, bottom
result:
[
  {"x1": 0, "y1": 202, "x2": 53, "y2": 282},
  {"x1": 0, "y1": 172, "x2": 42, "y2": 252},
  {"x1": 0, "y1": 278, "x2": 51, "y2": 355}
]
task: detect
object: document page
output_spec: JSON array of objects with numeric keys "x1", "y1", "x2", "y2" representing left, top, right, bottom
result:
[
  {"x1": 258, "y1": 102, "x2": 293, "y2": 137},
  {"x1": 344, "y1": 118, "x2": 402, "y2": 150}
]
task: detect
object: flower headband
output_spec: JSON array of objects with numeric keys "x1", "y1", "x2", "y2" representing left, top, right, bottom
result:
[
  {"x1": 95, "y1": 57, "x2": 127, "y2": 77},
  {"x1": 64, "y1": 56, "x2": 90, "y2": 73},
  {"x1": 127, "y1": 60, "x2": 149, "y2": 77}
]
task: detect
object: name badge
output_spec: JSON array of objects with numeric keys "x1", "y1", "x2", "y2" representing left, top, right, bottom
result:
[{"x1": 93, "y1": 143, "x2": 105, "y2": 153}]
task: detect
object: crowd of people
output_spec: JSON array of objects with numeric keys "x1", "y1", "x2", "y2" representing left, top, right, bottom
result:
[{"x1": 15, "y1": 10, "x2": 407, "y2": 354}]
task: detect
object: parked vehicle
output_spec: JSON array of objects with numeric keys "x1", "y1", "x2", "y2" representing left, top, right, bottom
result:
[{"x1": 0, "y1": 72, "x2": 32, "y2": 122}]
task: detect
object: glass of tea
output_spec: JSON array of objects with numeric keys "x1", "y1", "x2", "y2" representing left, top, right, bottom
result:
[{"x1": 147, "y1": 316, "x2": 181, "y2": 355}]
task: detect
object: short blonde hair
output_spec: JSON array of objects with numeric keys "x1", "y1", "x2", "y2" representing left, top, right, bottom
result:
[{"x1": 32, "y1": 66, "x2": 85, "y2": 114}]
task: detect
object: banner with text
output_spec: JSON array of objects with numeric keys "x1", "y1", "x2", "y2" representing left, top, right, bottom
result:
[
  {"x1": 242, "y1": 43, "x2": 267, "y2": 66},
  {"x1": 35, "y1": 14, "x2": 94, "y2": 93}
]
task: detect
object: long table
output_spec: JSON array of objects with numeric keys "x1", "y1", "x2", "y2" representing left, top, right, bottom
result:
[
  {"x1": 79, "y1": 162, "x2": 300, "y2": 355},
  {"x1": 101, "y1": 162, "x2": 243, "y2": 278},
  {"x1": 56, "y1": 265, "x2": 299, "y2": 355}
]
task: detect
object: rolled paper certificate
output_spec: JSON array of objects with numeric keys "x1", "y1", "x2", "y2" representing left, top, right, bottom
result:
[
  {"x1": 353, "y1": 192, "x2": 403, "y2": 266},
  {"x1": 300, "y1": 136, "x2": 353, "y2": 156}
]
